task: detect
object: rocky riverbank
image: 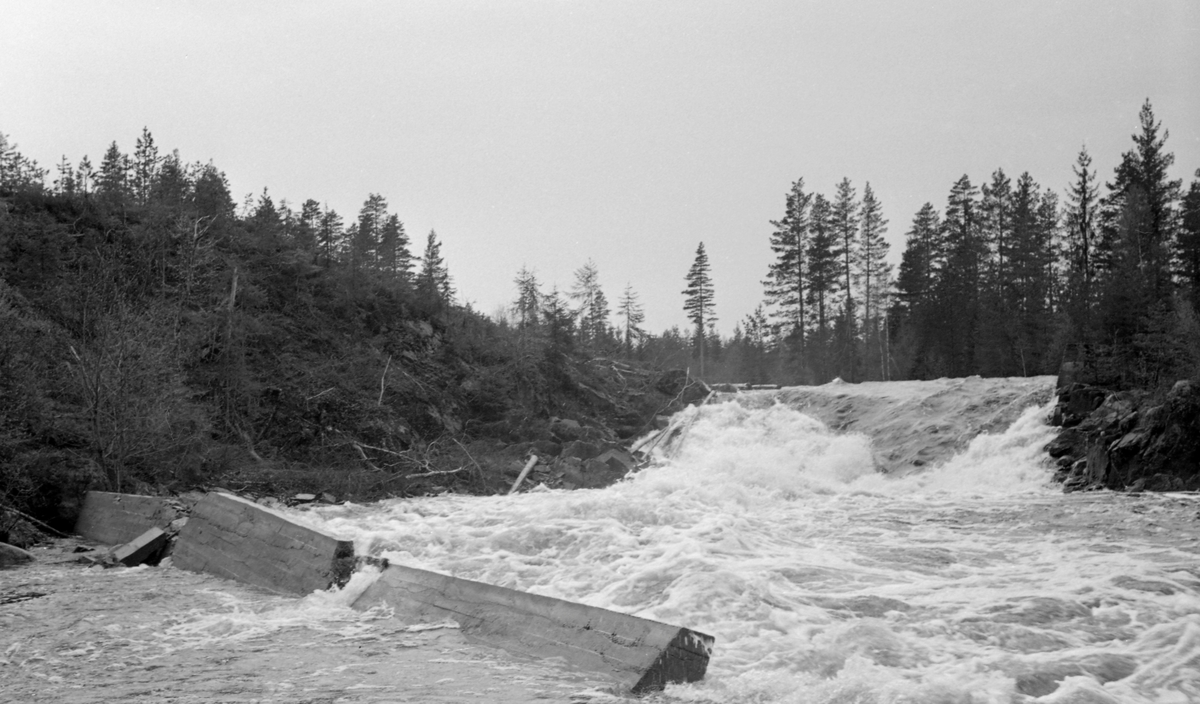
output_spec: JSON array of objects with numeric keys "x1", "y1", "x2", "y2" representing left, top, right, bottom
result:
[{"x1": 1047, "y1": 377, "x2": 1200, "y2": 492}]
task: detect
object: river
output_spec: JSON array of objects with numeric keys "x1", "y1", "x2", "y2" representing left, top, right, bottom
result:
[{"x1": 3, "y1": 376, "x2": 1199, "y2": 702}]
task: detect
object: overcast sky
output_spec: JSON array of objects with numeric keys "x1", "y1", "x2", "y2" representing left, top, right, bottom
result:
[{"x1": 3, "y1": 1, "x2": 1198, "y2": 334}]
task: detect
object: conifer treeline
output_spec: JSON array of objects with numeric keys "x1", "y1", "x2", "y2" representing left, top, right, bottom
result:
[
  {"x1": 764, "y1": 99, "x2": 1199, "y2": 389},
  {"x1": 10, "y1": 129, "x2": 457, "y2": 305},
  {"x1": 496, "y1": 101, "x2": 1200, "y2": 389}
]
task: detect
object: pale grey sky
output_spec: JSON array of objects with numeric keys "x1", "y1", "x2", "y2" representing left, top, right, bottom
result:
[{"x1": 3, "y1": 1, "x2": 1198, "y2": 334}]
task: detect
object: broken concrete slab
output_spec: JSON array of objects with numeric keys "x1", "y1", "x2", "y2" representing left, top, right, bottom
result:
[
  {"x1": 172, "y1": 493, "x2": 354, "y2": 596},
  {"x1": 351, "y1": 563, "x2": 713, "y2": 693},
  {"x1": 112, "y1": 527, "x2": 168, "y2": 567},
  {"x1": 74, "y1": 492, "x2": 178, "y2": 546}
]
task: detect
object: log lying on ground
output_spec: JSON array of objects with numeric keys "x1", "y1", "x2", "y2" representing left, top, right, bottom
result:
[
  {"x1": 74, "y1": 491, "x2": 178, "y2": 545},
  {"x1": 352, "y1": 563, "x2": 714, "y2": 693},
  {"x1": 172, "y1": 493, "x2": 355, "y2": 596}
]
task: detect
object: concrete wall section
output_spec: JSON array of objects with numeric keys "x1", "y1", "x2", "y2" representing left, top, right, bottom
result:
[
  {"x1": 74, "y1": 491, "x2": 178, "y2": 545},
  {"x1": 351, "y1": 563, "x2": 713, "y2": 693},
  {"x1": 172, "y1": 493, "x2": 354, "y2": 596}
]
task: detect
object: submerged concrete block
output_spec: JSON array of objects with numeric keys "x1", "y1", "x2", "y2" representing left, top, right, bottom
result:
[
  {"x1": 112, "y1": 527, "x2": 168, "y2": 566},
  {"x1": 351, "y1": 563, "x2": 714, "y2": 693},
  {"x1": 74, "y1": 491, "x2": 178, "y2": 545},
  {"x1": 172, "y1": 493, "x2": 354, "y2": 596}
]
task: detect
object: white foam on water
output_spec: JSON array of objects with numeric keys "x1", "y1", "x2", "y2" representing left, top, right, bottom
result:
[
  {"x1": 292, "y1": 384, "x2": 1200, "y2": 703},
  {"x1": 146, "y1": 569, "x2": 393, "y2": 655}
]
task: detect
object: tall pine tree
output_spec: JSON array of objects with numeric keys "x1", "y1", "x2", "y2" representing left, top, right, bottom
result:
[
  {"x1": 764, "y1": 178, "x2": 811, "y2": 344},
  {"x1": 858, "y1": 183, "x2": 891, "y2": 379},
  {"x1": 683, "y1": 242, "x2": 716, "y2": 376},
  {"x1": 617, "y1": 283, "x2": 645, "y2": 355}
]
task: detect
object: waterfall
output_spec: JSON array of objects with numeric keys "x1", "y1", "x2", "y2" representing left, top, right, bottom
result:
[{"x1": 290, "y1": 376, "x2": 1200, "y2": 702}]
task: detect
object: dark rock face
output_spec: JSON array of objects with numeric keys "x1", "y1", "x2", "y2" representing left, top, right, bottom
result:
[{"x1": 1048, "y1": 379, "x2": 1200, "y2": 492}]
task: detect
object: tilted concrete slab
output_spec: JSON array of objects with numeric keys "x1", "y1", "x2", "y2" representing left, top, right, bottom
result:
[
  {"x1": 74, "y1": 491, "x2": 178, "y2": 545},
  {"x1": 351, "y1": 563, "x2": 714, "y2": 693},
  {"x1": 172, "y1": 493, "x2": 354, "y2": 596},
  {"x1": 112, "y1": 527, "x2": 169, "y2": 567}
]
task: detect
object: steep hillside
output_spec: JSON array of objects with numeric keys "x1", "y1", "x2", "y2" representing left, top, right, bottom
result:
[{"x1": 0, "y1": 186, "x2": 697, "y2": 533}]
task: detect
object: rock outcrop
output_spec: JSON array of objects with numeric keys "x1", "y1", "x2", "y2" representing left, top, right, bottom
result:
[{"x1": 1048, "y1": 378, "x2": 1200, "y2": 492}]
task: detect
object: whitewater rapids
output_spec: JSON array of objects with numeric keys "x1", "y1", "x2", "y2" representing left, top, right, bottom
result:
[
  {"x1": 279, "y1": 375, "x2": 1198, "y2": 703},
  {"x1": 10, "y1": 376, "x2": 1192, "y2": 702}
]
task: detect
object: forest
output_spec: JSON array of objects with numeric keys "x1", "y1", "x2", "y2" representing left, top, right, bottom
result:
[
  {"x1": 1, "y1": 100, "x2": 1197, "y2": 527},
  {"x1": 682, "y1": 100, "x2": 1200, "y2": 389}
]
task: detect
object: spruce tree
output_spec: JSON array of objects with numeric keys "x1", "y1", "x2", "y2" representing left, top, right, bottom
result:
[
  {"x1": 1095, "y1": 100, "x2": 1183, "y2": 385},
  {"x1": 1063, "y1": 146, "x2": 1100, "y2": 338},
  {"x1": 763, "y1": 178, "x2": 811, "y2": 343},
  {"x1": 1098, "y1": 99, "x2": 1181, "y2": 300},
  {"x1": 1006, "y1": 172, "x2": 1054, "y2": 374},
  {"x1": 132, "y1": 127, "x2": 159, "y2": 206},
  {"x1": 858, "y1": 183, "x2": 891, "y2": 379},
  {"x1": 617, "y1": 283, "x2": 645, "y2": 355},
  {"x1": 512, "y1": 266, "x2": 542, "y2": 340},
  {"x1": 75, "y1": 155, "x2": 93, "y2": 198},
  {"x1": 1179, "y1": 172, "x2": 1200, "y2": 310},
  {"x1": 191, "y1": 162, "x2": 235, "y2": 222},
  {"x1": 54, "y1": 156, "x2": 76, "y2": 197},
  {"x1": 96, "y1": 141, "x2": 129, "y2": 205},
  {"x1": 417, "y1": 230, "x2": 453, "y2": 305},
  {"x1": 541, "y1": 285, "x2": 576, "y2": 386},
  {"x1": 682, "y1": 242, "x2": 716, "y2": 375},
  {"x1": 248, "y1": 188, "x2": 282, "y2": 243},
  {"x1": 589, "y1": 288, "x2": 611, "y2": 348},
  {"x1": 935, "y1": 175, "x2": 983, "y2": 376},
  {"x1": 805, "y1": 193, "x2": 840, "y2": 343},
  {"x1": 896, "y1": 203, "x2": 942, "y2": 309},
  {"x1": 379, "y1": 214, "x2": 412, "y2": 284},
  {"x1": 831, "y1": 178, "x2": 860, "y2": 311},
  {"x1": 0, "y1": 132, "x2": 46, "y2": 192},
  {"x1": 352, "y1": 193, "x2": 387, "y2": 274},
  {"x1": 569, "y1": 259, "x2": 607, "y2": 346},
  {"x1": 153, "y1": 150, "x2": 190, "y2": 208},
  {"x1": 318, "y1": 207, "x2": 343, "y2": 267},
  {"x1": 980, "y1": 169, "x2": 1014, "y2": 286},
  {"x1": 740, "y1": 305, "x2": 770, "y2": 383},
  {"x1": 295, "y1": 199, "x2": 322, "y2": 252}
]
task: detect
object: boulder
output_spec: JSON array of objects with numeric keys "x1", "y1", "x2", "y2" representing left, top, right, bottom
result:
[
  {"x1": 0, "y1": 542, "x2": 33, "y2": 567},
  {"x1": 580, "y1": 458, "x2": 627, "y2": 488},
  {"x1": 549, "y1": 417, "x2": 583, "y2": 441},
  {"x1": 561, "y1": 440, "x2": 601, "y2": 461},
  {"x1": 595, "y1": 448, "x2": 637, "y2": 474}
]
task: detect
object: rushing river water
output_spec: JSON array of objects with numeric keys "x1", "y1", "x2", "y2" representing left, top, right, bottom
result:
[
  {"x1": 4, "y1": 377, "x2": 1199, "y2": 703},
  {"x1": 293, "y1": 378, "x2": 1200, "y2": 703}
]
